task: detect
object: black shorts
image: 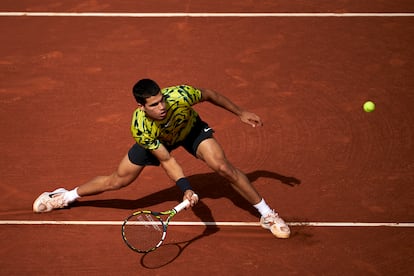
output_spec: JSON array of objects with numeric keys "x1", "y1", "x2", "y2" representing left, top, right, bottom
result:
[{"x1": 127, "y1": 117, "x2": 214, "y2": 166}]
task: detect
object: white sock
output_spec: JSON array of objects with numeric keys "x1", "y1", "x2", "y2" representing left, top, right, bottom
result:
[
  {"x1": 64, "y1": 187, "x2": 81, "y2": 203},
  {"x1": 253, "y1": 198, "x2": 272, "y2": 217}
]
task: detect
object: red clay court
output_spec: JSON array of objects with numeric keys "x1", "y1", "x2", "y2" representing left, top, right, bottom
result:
[{"x1": 1, "y1": 1, "x2": 414, "y2": 275}]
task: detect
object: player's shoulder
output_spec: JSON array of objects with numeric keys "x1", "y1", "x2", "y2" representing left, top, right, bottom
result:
[
  {"x1": 162, "y1": 84, "x2": 199, "y2": 95},
  {"x1": 162, "y1": 85, "x2": 202, "y2": 103}
]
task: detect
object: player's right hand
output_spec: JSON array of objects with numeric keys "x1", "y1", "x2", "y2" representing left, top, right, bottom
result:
[{"x1": 183, "y1": 190, "x2": 199, "y2": 208}]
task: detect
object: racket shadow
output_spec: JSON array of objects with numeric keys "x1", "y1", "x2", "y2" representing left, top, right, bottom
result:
[{"x1": 140, "y1": 226, "x2": 219, "y2": 269}]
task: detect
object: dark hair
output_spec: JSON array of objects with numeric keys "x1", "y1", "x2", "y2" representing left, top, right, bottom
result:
[{"x1": 132, "y1": 79, "x2": 161, "y2": 105}]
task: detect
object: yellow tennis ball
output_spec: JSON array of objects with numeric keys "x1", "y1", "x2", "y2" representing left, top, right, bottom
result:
[{"x1": 363, "y1": 101, "x2": 375, "y2": 112}]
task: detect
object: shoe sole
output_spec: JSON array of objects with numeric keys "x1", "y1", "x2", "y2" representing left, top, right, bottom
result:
[
  {"x1": 270, "y1": 224, "x2": 291, "y2": 239},
  {"x1": 260, "y1": 223, "x2": 271, "y2": 230},
  {"x1": 33, "y1": 192, "x2": 50, "y2": 213}
]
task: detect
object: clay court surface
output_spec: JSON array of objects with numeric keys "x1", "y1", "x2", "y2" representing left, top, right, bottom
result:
[{"x1": 1, "y1": 1, "x2": 414, "y2": 275}]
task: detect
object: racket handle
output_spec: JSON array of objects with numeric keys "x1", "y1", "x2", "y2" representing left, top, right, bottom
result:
[{"x1": 174, "y1": 194, "x2": 198, "y2": 213}]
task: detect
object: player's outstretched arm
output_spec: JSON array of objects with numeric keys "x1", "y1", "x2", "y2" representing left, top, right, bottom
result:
[
  {"x1": 152, "y1": 145, "x2": 198, "y2": 207},
  {"x1": 199, "y1": 88, "x2": 263, "y2": 127}
]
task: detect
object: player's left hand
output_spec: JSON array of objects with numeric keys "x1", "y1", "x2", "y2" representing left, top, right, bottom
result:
[{"x1": 240, "y1": 111, "x2": 263, "y2": 127}]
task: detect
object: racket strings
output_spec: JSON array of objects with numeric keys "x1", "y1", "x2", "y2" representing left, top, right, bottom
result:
[{"x1": 123, "y1": 212, "x2": 166, "y2": 253}]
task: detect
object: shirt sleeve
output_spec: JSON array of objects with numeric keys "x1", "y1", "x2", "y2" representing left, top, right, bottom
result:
[
  {"x1": 130, "y1": 110, "x2": 161, "y2": 150},
  {"x1": 177, "y1": 85, "x2": 202, "y2": 106},
  {"x1": 136, "y1": 132, "x2": 160, "y2": 150}
]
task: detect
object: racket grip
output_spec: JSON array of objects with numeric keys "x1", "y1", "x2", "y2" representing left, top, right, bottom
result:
[{"x1": 174, "y1": 194, "x2": 198, "y2": 213}]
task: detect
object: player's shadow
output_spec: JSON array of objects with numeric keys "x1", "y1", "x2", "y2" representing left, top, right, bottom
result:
[
  {"x1": 73, "y1": 170, "x2": 300, "y2": 266},
  {"x1": 73, "y1": 170, "x2": 301, "y2": 218}
]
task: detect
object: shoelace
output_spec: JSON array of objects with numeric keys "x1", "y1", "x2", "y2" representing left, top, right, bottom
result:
[
  {"x1": 45, "y1": 193, "x2": 67, "y2": 208},
  {"x1": 265, "y1": 211, "x2": 286, "y2": 225}
]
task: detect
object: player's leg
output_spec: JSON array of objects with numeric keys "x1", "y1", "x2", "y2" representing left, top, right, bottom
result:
[
  {"x1": 33, "y1": 143, "x2": 161, "y2": 213},
  {"x1": 76, "y1": 154, "x2": 144, "y2": 197},
  {"x1": 196, "y1": 138, "x2": 290, "y2": 238},
  {"x1": 33, "y1": 154, "x2": 144, "y2": 213},
  {"x1": 195, "y1": 138, "x2": 261, "y2": 204}
]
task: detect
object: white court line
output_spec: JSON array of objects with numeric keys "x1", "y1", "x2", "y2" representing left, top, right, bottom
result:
[
  {"x1": 0, "y1": 12, "x2": 414, "y2": 18},
  {"x1": 1, "y1": 220, "x2": 413, "y2": 227}
]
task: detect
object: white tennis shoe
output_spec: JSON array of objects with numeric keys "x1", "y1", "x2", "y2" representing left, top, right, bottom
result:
[
  {"x1": 260, "y1": 210, "x2": 290, "y2": 239},
  {"x1": 33, "y1": 188, "x2": 69, "y2": 213}
]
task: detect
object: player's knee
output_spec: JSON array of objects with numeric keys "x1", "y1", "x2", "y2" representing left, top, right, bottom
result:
[
  {"x1": 215, "y1": 162, "x2": 238, "y2": 182},
  {"x1": 106, "y1": 174, "x2": 131, "y2": 190}
]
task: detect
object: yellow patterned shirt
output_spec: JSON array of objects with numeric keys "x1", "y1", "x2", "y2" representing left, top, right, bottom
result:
[{"x1": 131, "y1": 85, "x2": 202, "y2": 150}]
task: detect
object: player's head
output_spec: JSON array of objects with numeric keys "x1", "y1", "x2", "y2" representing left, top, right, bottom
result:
[
  {"x1": 133, "y1": 78, "x2": 167, "y2": 120},
  {"x1": 132, "y1": 79, "x2": 161, "y2": 105}
]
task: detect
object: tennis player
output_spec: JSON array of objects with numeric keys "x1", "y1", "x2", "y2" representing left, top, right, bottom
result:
[{"x1": 33, "y1": 79, "x2": 290, "y2": 238}]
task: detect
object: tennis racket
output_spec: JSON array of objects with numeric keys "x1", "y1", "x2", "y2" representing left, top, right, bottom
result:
[{"x1": 121, "y1": 195, "x2": 197, "y2": 253}]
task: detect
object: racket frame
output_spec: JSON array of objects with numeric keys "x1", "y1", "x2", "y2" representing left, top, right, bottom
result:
[{"x1": 121, "y1": 198, "x2": 191, "y2": 253}]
